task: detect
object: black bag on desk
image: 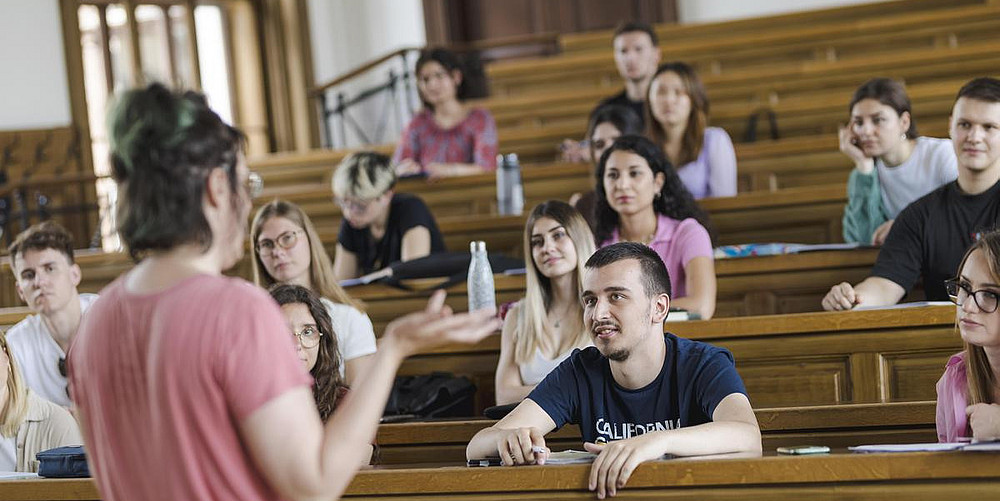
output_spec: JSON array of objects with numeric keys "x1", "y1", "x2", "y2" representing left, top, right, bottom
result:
[
  {"x1": 36, "y1": 445, "x2": 90, "y2": 478},
  {"x1": 383, "y1": 372, "x2": 476, "y2": 420}
]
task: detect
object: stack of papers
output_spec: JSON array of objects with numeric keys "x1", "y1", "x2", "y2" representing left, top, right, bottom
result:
[{"x1": 850, "y1": 441, "x2": 1000, "y2": 453}]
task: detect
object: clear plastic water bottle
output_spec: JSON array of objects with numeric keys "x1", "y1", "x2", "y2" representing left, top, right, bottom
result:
[
  {"x1": 505, "y1": 153, "x2": 524, "y2": 216},
  {"x1": 467, "y1": 241, "x2": 496, "y2": 312}
]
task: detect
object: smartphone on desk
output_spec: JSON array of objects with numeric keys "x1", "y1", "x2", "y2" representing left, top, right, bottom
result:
[
  {"x1": 776, "y1": 445, "x2": 830, "y2": 455},
  {"x1": 467, "y1": 458, "x2": 503, "y2": 467}
]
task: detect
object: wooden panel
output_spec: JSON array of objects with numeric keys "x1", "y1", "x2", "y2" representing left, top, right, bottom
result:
[
  {"x1": 883, "y1": 349, "x2": 961, "y2": 402},
  {"x1": 738, "y1": 357, "x2": 849, "y2": 407}
]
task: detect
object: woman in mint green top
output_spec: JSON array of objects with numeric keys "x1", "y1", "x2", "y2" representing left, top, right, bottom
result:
[{"x1": 840, "y1": 78, "x2": 957, "y2": 245}]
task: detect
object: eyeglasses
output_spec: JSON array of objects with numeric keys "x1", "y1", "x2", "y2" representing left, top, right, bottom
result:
[
  {"x1": 255, "y1": 230, "x2": 302, "y2": 255},
  {"x1": 58, "y1": 357, "x2": 66, "y2": 378},
  {"x1": 945, "y1": 279, "x2": 1000, "y2": 313},
  {"x1": 335, "y1": 197, "x2": 375, "y2": 214},
  {"x1": 292, "y1": 325, "x2": 323, "y2": 349},
  {"x1": 246, "y1": 171, "x2": 263, "y2": 199}
]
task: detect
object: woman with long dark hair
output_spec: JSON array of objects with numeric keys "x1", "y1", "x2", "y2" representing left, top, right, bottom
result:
[
  {"x1": 270, "y1": 284, "x2": 373, "y2": 466},
  {"x1": 594, "y1": 135, "x2": 716, "y2": 319},
  {"x1": 571, "y1": 103, "x2": 645, "y2": 231},
  {"x1": 393, "y1": 48, "x2": 498, "y2": 178}
]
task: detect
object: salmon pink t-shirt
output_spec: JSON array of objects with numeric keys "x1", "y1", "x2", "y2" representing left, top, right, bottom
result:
[{"x1": 67, "y1": 274, "x2": 312, "y2": 501}]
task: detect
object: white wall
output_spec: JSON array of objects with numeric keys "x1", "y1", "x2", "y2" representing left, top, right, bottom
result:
[
  {"x1": 0, "y1": 0, "x2": 72, "y2": 130},
  {"x1": 678, "y1": 0, "x2": 892, "y2": 24},
  {"x1": 306, "y1": 0, "x2": 426, "y2": 148}
]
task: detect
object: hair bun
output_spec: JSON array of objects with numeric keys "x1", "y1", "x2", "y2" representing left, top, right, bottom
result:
[{"x1": 107, "y1": 83, "x2": 200, "y2": 180}]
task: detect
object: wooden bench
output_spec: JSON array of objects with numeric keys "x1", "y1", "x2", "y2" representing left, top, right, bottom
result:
[
  {"x1": 349, "y1": 248, "x2": 880, "y2": 334},
  {"x1": 0, "y1": 184, "x2": 860, "y2": 310},
  {"x1": 4, "y1": 447, "x2": 995, "y2": 500},
  {"x1": 394, "y1": 305, "x2": 952, "y2": 415},
  {"x1": 557, "y1": 0, "x2": 985, "y2": 53},
  {"x1": 490, "y1": 30, "x2": 1000, "y2": 98},
  {"x1": 375, "y1": 401, "x2": 936, "y2": 465},
  {"x1": 488, "y1": 4, "x2": 1000, "y2": 93},
  {"x1": 345, "y1": 451, "x2": 1000, "y2": 499}
]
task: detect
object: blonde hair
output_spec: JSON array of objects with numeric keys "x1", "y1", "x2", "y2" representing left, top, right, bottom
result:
[
  {"x1": 331, "y1": 152, "x2": 396, "y2": 200},
  {"x1": 0, "y1": 334, "x2": 29, "y2": 437},
  {"x1": 954, "y1": 230, "x2": 1000, "y2": 405},
  {"x1": 514, "y1": 201, "x2": 596, "y2": 365},
  {"x1": 250, "y1": 199, "x2": 363, "y2": 311}
]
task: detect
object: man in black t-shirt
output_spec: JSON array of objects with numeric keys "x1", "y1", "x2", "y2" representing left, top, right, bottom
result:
[
  {"x1": 823, "y1": 77, "x2": 1000, "y2": 310},
  {"x1": 561, "y1": 22, "x2": 661, "y2": 162},
  {"x1": 467, "y1": 243, "x2": 761, "y2": 499}
]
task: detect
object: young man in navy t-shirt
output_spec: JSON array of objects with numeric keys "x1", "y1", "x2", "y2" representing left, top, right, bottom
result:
[{"x1": 467, "y1": 242, "x2": 761, "y2": 498}]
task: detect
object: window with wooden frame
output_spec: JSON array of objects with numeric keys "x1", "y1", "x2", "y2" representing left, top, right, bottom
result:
[{"x1": 71, "y1": 0, "x2": 269, "y2": 250}]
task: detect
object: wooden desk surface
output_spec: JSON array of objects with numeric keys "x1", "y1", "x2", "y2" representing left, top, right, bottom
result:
[
  {"x1": 2, "y1": 450, "x2": 995, "y2": 500},
  {"x1": 345, "y1": 452, "x2": 1000, "y2": 499}
]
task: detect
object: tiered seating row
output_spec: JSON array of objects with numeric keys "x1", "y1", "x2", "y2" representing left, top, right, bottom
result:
[
  {"x1": 375, "y1": 401, "x2": 935, "y2": 465},
  {"x1": 393, "y1": 305, "x2": 953, "y2": 414}
]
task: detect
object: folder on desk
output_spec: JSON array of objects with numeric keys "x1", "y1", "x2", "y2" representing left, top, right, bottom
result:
[{"x1": 849, "y1": 442, "x2": 966, "y2": 453}]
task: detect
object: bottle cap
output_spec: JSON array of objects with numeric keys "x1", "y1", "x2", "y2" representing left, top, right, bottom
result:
[{"x1": 470, "y1": 241, "x2": 486, "y2": 253}]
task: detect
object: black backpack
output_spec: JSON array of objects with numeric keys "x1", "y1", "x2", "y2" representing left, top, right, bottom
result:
[{"x1": 382, "y1": 372, "x2": 476, "y2": 421}]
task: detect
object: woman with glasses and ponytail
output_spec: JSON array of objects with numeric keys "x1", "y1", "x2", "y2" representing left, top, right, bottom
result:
[
  {"x1": 251, "y1": 200, "x2": 376, "y2": 386},
  {"x1": 937, "y1": 230, "x2": 1000, "y2": 443},
  {"x1": 331, "y1": 151, "x2": 447, "y2": 281}
]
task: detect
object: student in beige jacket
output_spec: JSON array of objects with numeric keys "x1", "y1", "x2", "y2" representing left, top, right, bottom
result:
[{"x1": 0, "y1": 334, "x2": 81, "y2": 472}]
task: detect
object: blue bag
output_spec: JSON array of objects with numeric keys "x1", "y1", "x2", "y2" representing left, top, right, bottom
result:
[{"x1": 36, "y1": 445, "x2": 90, "y2": 478}]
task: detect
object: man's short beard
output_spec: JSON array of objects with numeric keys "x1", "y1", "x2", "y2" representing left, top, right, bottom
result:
[{"x1": 606, "y1": 349, "x2": 630, "y2": 362}]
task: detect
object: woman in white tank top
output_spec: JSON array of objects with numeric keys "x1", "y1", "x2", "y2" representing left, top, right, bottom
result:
[{"x1": 495, "y1": 201, "x2": 596, "y2": 405}]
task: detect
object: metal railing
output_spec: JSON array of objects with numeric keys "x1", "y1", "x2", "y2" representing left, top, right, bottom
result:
[
  {"x1": 309, "y1": 34, "x2": 561, "y2": 150},
  {"x1": 311, "y1": 48, "x2": 421, "y2": 150}
]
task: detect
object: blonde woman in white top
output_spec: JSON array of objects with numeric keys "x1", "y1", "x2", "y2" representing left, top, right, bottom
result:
[{"x1": 495, "y1": 201, "x2": 596, "y2": 405}]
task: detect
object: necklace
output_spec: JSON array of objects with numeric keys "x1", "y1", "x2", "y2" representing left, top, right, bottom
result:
[
  {"x1": 550, "y1": 304, "x2": 574, "y2": 329},
  {"x1": 624, "y1": 219, "x2": 658, "y2": 246}
]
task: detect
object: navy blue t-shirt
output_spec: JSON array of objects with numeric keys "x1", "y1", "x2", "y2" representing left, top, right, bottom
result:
[{"x1": 527, "y1": 333, "x2": 747, "y2": 444}]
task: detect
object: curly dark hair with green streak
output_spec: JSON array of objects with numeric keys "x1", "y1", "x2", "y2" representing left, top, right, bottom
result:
[
  {"x1": 593, "y1": 135, "x2": 715, "y2": 245},
  {"x1": 107, "y1": 83, "x2": 245, "y2": 260},
  {"x1": 268, "y1": 284, "x2": 347, "y2": 423}
]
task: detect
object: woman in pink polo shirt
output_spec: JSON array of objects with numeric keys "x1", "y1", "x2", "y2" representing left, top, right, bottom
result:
[
  {"x1": 936, "y1": 230, "x2": 1000, "y2": 443},
  {"x1": 593, "y1": 135, "x2": 717, "y2": 319}
]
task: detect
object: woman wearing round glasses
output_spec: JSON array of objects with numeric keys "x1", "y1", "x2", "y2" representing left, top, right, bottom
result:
[
  {"x1": 270, "y1": 284, "x2": 373, "y2": 464},
  {"x1": 251, "y1": 200, "x2": 376, "y2": 386},
  {"x1": 937, "y1": 230, "x2": 1000, "y2": 443},
  {"x1": 331, "y1": 151, "x2": 446, "y2": 281}
]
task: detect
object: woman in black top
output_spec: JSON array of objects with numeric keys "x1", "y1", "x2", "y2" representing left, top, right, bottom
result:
[{"x1": 331, "y1": 151, "x2": 447, "y2": 280}]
